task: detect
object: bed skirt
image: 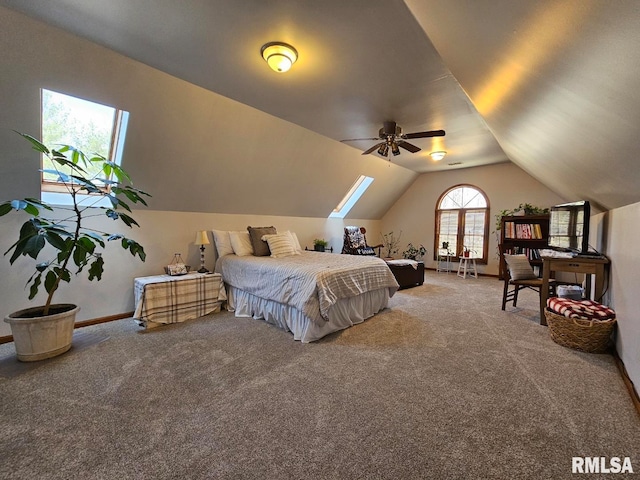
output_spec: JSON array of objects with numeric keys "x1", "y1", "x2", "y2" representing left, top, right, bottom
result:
[{"x1": 225, "y1": 285, "x2": 390, "y2": 343}]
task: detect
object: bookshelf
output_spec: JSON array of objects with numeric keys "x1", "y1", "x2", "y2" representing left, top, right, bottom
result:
[{"x1": 499, "y1": 214, "x2": 550, "y2": 280}]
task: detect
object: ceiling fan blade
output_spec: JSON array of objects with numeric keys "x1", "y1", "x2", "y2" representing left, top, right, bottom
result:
[
  {"x1": 362, "y1": 143, "x2": 384, "y2": 155},
  {"x1": 402, "y1": 129, "x2": 446, "y2": 139},
  {"x1": 397, "y1": 141, "x2": 421, "y2": 153},
  {"x1": 340, "y1": 137, "x2": 381, "y2": 142}
]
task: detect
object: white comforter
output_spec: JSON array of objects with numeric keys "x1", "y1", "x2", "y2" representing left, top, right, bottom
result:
[{"x1": 217, "y1": 251, "x2": 399, "y2": 324}]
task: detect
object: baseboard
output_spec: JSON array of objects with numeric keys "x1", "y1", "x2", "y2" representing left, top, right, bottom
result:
[
  {"x1": 0, "y1": 311, "x2": 134, "y2": 345},
  {"x1": 613, "y1": 352, "x2": 640, "y2": 418},
  {"x1": 425, "y1": 266, "x2": 499, "y2": 278}
]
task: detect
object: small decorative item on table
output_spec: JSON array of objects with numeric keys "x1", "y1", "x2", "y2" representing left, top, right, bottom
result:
[
  {"x1": 313, "y1": 238, "x2": 329, "y2": 252},
  {"x1": 165, "y1": 253, "x2": 191, "y2": 276}
]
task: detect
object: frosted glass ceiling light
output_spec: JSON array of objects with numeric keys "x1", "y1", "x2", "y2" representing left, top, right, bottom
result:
[
  {"x1": 261, "y1": 42, "x2": 298, "y2": 73},
  {"x1": 430, "y1": 151, "x2": 447, "y2": 161}
]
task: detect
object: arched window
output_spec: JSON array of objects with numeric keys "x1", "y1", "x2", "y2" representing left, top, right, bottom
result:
[{"x1": 435, "y1": 185, "x2": 490, "y2": 263}]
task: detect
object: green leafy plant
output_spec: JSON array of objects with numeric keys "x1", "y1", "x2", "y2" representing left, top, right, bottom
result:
[
  {"x1": 0, "y1": 133, "x2": 150, "y2": 316},
  {"x1": 402, "y1": 243, "x2": 426, "y2": 260},
  {"x1": 381, "y1": 231, "x2": 402, "y2": 258},
  {"x1": 313, "y1": 238, "x2": 328, "y2": 247}
]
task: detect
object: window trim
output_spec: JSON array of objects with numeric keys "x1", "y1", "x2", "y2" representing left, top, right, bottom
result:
[
  {"x1": 329, "y1": 175, "x2": 374, "y2": 219},
  {"x1": 434, "y1": 184, "x2": 490, "y2": 264},
  {"x1": 40, "y1": 89, "x2": 130, "y2": 199}
]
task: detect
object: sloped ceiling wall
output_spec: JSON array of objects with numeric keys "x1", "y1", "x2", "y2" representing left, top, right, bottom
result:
[
  {"x1": 0, "y1": 7, "x2": 416, "y2": 219},
  {"x1": 3, "y1": 1, "x2": 639, "y2": 217},
  {"x1": 406, "y1": 0, "x2": 640, "y2": 212}
]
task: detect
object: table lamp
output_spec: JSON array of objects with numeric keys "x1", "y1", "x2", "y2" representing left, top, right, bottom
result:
[{"x1": 195, "y1": 230, "x2": 210, "y2": 273}]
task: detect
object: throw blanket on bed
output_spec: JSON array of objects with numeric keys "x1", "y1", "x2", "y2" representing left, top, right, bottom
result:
[{"x1": 217, "y1": 251, "x2": 399, "y2": 324}]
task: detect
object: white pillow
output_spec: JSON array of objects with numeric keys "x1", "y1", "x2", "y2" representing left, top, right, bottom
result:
[
  {"x1": 262, "y1": 232, "x2": 299, "y2": 258},
  {"x1": 212, "y1": 229, "x2": 234, "y2": 257},
  {"x1": 504, "y1": 254, "x2": 537, "y2": 280},
  {"x1": 286, "y1": 231, "x2": 303, "y2": 253},
  {"x1": 229, "y1": 231, "x2": 254, "y2": 256}
]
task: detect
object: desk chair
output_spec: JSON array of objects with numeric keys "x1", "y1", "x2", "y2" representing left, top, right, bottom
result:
[{"x1": 501, "y1": 251, "x2": 556, "y2": 311}]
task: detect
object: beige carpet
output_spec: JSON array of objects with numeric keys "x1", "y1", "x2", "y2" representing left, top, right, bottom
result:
[{"x1": 1, "y1": 271, "x2": 638, "y2": 479}]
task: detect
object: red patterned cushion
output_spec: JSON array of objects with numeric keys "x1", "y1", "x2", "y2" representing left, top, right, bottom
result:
[{"x1": 547, "y1": 297, "x2": 615, "y2": 321}]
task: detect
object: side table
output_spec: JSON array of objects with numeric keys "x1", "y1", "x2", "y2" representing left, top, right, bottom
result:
[
  {"x1": 437, "y1": 249, "x2": 453, "y2": 273},
  {"x1": 457, "y1": 256, "x2": 478, "y2": 279},
  {"x1": 133, "y1": 272, "x2": 226, "y2": 328}
]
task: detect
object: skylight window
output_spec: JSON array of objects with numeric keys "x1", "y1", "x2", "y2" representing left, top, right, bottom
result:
[
  {"x1": 329, "y1": 175, "x2": 374, "y2": 219},
  {"x1": 40, "y1": 89, "x2": 129, "y2": 204}
]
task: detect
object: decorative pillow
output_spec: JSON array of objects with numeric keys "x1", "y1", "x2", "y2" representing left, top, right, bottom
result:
[
  {"x1": 346, "y1": 227, "x2": 366, "y2": 248},
  {"x1": 247, "y1": 226, "x2": 276, "y2": 256},
  {"x1": 212, "y1": 229, "x2": 234, "y2": 257},
  {"x1": 229, "y1": 231, "x2": 254, "y2": 256},
  {"x1": 504, "y1": 254, "x2": 537, "y2": 280},
  {"x1": 262, "y1": 232, "x2": 299, "y2": 258},
  {"x1": 286, "y1": 231, "x2": 303, "y2": 253}
]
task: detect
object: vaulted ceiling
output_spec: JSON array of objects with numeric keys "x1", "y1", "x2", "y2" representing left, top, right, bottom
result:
[{"x1": 2, "y1": 0, "x2": 639, "y2": 213}]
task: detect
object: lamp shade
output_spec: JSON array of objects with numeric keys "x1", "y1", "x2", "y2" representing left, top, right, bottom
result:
[{"x1": 195, "y1": 230, "x2": 210, "y2": 246}]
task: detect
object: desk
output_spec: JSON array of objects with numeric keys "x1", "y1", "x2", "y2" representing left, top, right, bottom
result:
[
  {"x1": 134, "y1": 273, "x2": 226, "y2": 328},
  {"x1": 540, "y1": 256, "x2": 609, "y2": 326}
]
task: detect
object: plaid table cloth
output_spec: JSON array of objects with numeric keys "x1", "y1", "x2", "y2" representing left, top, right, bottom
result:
[{"x1": 133, "y1": 273, "x2": 226, "y2": 328}]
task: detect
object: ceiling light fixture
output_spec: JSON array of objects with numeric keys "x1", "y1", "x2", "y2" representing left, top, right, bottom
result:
[
  {"x1": 391, "y1": 143, "x2": 401, "y2": 156},
  {"x1": 261, "y1": 42, "x2": 298, "y2": 73},
  {"x1": 377, "y1": 144, "x2": 389, "y2": 156},
  {"x1": 430, "y1": 151, "x2": 447, "y2": 161}
]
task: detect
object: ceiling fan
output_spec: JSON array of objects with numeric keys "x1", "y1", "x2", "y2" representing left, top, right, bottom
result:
[{"x1": 341, "y1": 121, "x2": 445, "y2": 156}]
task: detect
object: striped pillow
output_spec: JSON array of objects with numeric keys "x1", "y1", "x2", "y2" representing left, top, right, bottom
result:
[
  {"x1": 504, "y1": 254, "x2": 537, "y2": 280},
  {"x1": 262, "y1": 232, "x2": 299, "y2": 258}
]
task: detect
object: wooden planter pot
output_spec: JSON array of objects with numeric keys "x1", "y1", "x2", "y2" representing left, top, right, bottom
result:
[{"x1": 4, "y1": 304, "x2": 79, "y2": 362}]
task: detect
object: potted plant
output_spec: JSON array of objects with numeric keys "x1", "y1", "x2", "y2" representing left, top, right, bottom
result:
[
  {"x1": 402, "y1": 243, "x2": 426, "y2": 261},
  {"x1": 313, "y1": 238, "x2": 328, "y2": 252},
  {"x1": 462, "y1": 247, "x2": 476, "y2": 258},
  {"x1": 494, "y1": 203, "x2": 549, "y2": 232},
  {"x1": 381, "y1": 231, "x2": 402, "y2": 259},
  {"x1": 1, "y1": 133, "x2": 150, "y2": 361}
]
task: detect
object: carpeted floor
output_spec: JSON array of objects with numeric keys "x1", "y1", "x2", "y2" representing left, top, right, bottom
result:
[{"x1": 1, "y1": 271, "x2": 638, "y2": 479}]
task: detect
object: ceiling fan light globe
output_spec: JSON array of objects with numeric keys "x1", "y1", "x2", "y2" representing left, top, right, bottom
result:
[{"x1": 430, "y1": 150, "x2": 447, "y2": 161}]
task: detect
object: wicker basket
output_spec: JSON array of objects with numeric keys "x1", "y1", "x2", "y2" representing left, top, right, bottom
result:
[{"x1": 545, "y1": 308, "x2": 616, "y2": 353}]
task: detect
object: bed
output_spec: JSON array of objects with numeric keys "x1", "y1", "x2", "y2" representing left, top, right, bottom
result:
[{"x1": 216, "y1": 251, "x2": 399, "y2": 342}]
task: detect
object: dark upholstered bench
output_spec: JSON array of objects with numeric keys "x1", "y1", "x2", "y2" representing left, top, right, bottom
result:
[{"x1": 386, "y1": 261, "x2": 425, "y2": 289}]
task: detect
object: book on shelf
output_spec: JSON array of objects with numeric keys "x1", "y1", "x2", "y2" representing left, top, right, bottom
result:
[
  {"x1": 503, "y1": 222, "x2": 543, "y2": 240},
  {"x1": 505, "y1": 246, "x2": 541, "y2": 262}
]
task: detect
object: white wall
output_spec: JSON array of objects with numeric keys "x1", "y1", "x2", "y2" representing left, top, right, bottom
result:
[
  {"x1": 0, "y1": 209, "x2": 378, "y2": 337},
  {"x1": 380, "y1": 162, "x2": 566, "y2": 275},
  {"x1": 596, "y1": 202, "x2": 640, "y2": 392}
]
